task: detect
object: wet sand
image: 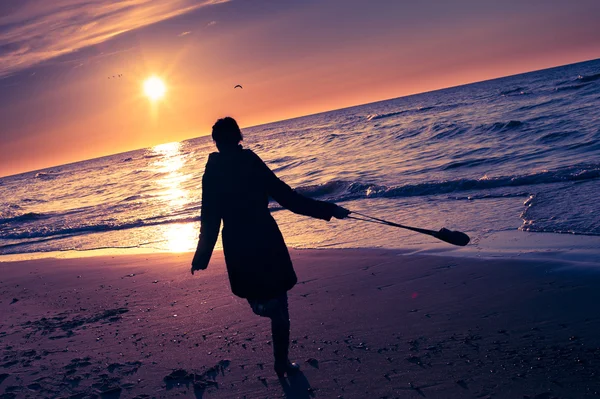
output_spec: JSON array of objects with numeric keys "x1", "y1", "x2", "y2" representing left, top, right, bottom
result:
[{"x1": 1, "y1": 249, "x2": 600, "y2": 398}]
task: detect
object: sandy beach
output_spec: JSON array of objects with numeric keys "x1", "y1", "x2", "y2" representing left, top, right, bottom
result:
[
  {"x1": 1, "y1": 248, "x2": 600, "y2": 398},
  {"x1": 2, "y1": 1, "x2": 599, "y2": 398}
]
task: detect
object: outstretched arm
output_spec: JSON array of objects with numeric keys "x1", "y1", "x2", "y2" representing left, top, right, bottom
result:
[
  {"x1": 250, "y1": 151, "x2": 349, "y2": 220},
  {"x1": 191, "y1": 160, "x2": 221, "y2": 274}
]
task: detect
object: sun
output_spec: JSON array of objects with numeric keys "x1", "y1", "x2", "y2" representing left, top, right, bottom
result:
[{"x1": 143, "y1": 76, "x2": 166, "y2": 101}]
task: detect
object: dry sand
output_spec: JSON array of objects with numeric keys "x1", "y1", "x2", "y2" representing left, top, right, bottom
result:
[{"x1": 1, "y1": 248, "x2": 600, "y2": 398}]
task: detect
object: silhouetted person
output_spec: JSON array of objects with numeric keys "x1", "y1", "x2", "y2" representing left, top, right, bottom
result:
[{"x1": 191, "y1": 117, "x2": 349, "y2": 378}]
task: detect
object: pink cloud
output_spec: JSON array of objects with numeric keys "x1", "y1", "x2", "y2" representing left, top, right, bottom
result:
[{"x1": 0, "y1": 0, "x2": 228, "y2": 77}]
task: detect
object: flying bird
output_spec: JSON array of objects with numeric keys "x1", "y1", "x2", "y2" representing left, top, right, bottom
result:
[{"x1": 234, "y1": 84, "x2": 243, "y2": 89}]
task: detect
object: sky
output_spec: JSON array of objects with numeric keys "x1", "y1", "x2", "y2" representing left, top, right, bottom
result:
[{"x1": 1, "y1": 0, "x2": 599, "y2": 177}]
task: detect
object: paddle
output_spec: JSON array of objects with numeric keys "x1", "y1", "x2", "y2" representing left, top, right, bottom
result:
[{"x1": 347, "y1": 211, "x2": 470, "y2": 247}]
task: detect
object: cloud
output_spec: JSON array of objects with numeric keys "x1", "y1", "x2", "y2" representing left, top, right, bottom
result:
[
  {"x1": 178, "y1": 31, "x2": 192, "y2": 37},
  {"x1": 206, "y1": 21, "x2": 217, "y2": 27},
  {"x1": 0, "y1": 0, "x2": 229, "y2": 77}
]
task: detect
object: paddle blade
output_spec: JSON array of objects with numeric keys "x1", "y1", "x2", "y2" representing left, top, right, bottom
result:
[{"x1": 434, "y1": 228, "x2": 470, "y2": 246}]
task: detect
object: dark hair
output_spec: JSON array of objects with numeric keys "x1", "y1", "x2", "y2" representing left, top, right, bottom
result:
[{"x1": 212, "y1": 117, "x2": 243, "y2": 148}]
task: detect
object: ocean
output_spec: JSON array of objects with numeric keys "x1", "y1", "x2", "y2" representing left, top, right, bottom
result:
[{"x1": 1, "y1": 59, "x2": 600, "y2": 259}]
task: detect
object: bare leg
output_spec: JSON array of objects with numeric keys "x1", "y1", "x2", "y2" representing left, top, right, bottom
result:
[
  {"x1": 248, "y1": 293, "x2": 299, "y2": 377},
  {"x1": 270, "y1": 294, "x2": 290, "y2": 365}
]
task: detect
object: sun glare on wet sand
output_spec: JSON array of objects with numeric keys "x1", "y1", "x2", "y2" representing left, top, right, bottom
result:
[{"x1": 143, "y1": 76, "x2": 166, "y2": 100}]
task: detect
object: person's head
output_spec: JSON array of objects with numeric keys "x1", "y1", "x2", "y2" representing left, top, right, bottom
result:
[{"x1": 212, "y1": 117, "x2": 243, "y2": 151}]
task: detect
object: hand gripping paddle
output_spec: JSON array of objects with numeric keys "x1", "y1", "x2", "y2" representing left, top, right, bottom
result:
[{"x1": 347, "y1": 211, "x2": 470, "y2": 247}]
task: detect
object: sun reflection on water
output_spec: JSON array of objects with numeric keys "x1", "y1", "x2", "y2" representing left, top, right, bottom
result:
[
  {"x1": 163, "y1": 223, "x2": 198, "y2": 252},
  {"x1": 150, "y1": 142, "x2": 197, "y2": 252},
  {"x1": 151, "y1": 142, "x2": 191, "y2": 209}
]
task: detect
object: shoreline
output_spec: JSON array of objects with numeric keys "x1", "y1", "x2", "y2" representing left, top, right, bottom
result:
[
  {"x1": 1, "y1": 248, "x2": 600, "y2": 397},
  {"x1": 2, "y1": 229, "x2": 599, "y2": 267}
]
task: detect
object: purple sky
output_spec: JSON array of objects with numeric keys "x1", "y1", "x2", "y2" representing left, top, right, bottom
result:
[{"x1": 1, "y1": 0, "x2": 599, "y2": 176}]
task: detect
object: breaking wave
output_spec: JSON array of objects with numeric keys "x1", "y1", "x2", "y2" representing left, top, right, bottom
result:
[
  {"x1": 0, "y1": 212, "x2": 46, "y2": 225},
  {"x1": 576, "y1": 72, "x2": 600, "y2": 83},
  {"x1": 295, "y1": 164, "x2": 600, "y2": 202},
  {"x1": 0, "y1": 216, "x2": 201, "y2": 241},
  {"x1": 6, "y1": 164, "x2": 598, "y2": 242},
  {"x1": 34, "y1": 172, "x2": 59, "y2": 180},
  {"x1": 500, "y1": 87, "x2": 528, "y2": 96},
  {"x1": 366, "y1": 106, "x2": 435, "y2": 121}
]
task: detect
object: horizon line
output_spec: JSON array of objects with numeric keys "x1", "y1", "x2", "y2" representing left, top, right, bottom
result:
[{"x1": 2, "y1": 56, "x2": 599, "y2": 179}]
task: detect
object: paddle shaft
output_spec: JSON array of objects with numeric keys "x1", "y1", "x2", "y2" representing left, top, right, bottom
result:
[{"x1": 348, "y1": 211, "x2": 438, "y2": 237}]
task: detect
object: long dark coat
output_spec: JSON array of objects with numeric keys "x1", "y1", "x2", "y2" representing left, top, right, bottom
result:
[{"x1": 194, "y1": 146, "x2": 336, "y2": 299}]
